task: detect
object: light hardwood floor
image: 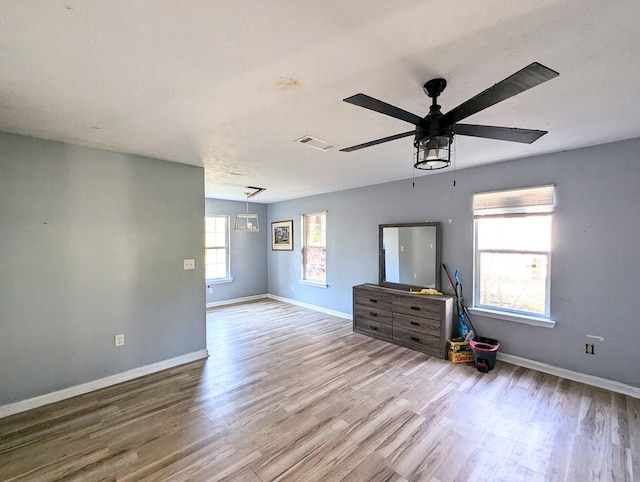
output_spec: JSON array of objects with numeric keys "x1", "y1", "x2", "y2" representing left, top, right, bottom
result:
[{"x1": 1, "y1": 299, "x2": 638, "y2": 481}]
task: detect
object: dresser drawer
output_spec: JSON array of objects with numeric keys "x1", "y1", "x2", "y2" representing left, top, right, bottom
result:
[
  {"x1": 393, "y1": 313, "x2": 440, "y2": 337},
  {"x1": 355, "y1": 316, "x2": 393, "y2": 340},
  {"x1": 392, "y1": 326, "x2": 441, "y2": 357},
  {"x1": 355, "y1": 305, "x2": 392, "y2": 326},
  {"x1": 354, "y1": 287, "x2": 393, "y2": 311},
  {"x1": 392, "y1": 295, "x2": 441, "y2": 320}
]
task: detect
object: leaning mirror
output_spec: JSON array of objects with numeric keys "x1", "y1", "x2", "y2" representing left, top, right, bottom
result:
[{"x1": 379, "y1": 222, "x2": 442, "y2": 291}]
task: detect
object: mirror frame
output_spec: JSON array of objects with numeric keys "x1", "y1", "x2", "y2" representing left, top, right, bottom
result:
[{"x1": 379, "y1": 222, "x2": 442, "y2": 291}]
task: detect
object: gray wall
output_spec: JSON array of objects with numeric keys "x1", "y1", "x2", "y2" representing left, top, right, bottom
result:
[
  {"x1": 204, "y1": 198, "x2": 268, "y2": 303},
  {"x1": 268, "y1": 138, "x2": 640, "y2": 388},
  {"x1": 0, "y1": 132, "x2": 206, "y2": 405}
]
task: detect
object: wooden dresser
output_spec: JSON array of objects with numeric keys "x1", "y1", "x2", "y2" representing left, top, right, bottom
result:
[{"x1": 352, "y1": 284, "x2": 454, "y2": 359}]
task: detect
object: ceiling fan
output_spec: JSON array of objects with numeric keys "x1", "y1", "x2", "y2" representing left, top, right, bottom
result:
[{"x1": 341, "y1": 62, "x2": 559, "y2": 170}]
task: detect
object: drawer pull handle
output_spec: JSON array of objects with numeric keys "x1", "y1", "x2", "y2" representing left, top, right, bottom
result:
[
  {"x1": 369, "y1": 312, "x2": 378, "y2": 317},
  {"x1": 369, "y1": 298, "x2": 378, "y2": 303},
  {"x1": 410, "y1": 336, "x2": 421, "y2": 342},
  {"x1": 410, "y1": 306, "x2": 420, "y2": 311},
  {"x1": 369, "y1": 325, "x2": 378, "y2": 331},
  {"x1": 410, "y1": 321, "x2": 420, "y2": 326}
]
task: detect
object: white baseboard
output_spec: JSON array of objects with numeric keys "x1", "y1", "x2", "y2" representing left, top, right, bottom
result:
[
  {"x1": 497, "y1": 352, "x2": 640, "y2": 399},
  {"x1": 0, "y1": 349, "x2": 209, "y2": 419},
  {"x1": 206, "y1": 294, "x2": 268, "y2": 308},
  {"x1": 267, "y1": 294, "x2": 352, "y2": 320}
]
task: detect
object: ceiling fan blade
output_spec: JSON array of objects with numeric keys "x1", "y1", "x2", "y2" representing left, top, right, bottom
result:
[
  {"x1": 344, "y1": 94, "x2": 423, "y2": 126},
  {"x1": 340, "y1": 130, "x2": 415, "y2": 152},
  {"x1": 440, "y1": 62, "x2": 559, "y2": 127},
  {"x1": 455, "y1": 124, "x2": 548, "y2": 143}
]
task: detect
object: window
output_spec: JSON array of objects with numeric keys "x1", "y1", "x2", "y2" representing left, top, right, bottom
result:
[
  {"x1": 205, "y1": 215, "x2": 230, "y2": 281},
  {"x1": 473, "y1": 185, "x2": 554, "y2": 318},
  {"x1": 301, "y1": 211, "x2": 327, "y2": 285}
]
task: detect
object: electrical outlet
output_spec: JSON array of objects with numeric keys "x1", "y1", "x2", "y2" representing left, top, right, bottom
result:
[
  {"x1": 585, "y1": 343, "x2": 594, "y2": 355},
  {"x1": 183, "y1": 259, "x2": 195, "y2": 270},
  {"x1": 115, "y1": 334, "x2": 125, "y2": 347},
  {"x1": 207, "y1": 284, "x2": 213, "y2": 294}
]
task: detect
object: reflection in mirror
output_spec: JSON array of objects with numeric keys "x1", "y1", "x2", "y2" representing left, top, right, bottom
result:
[{"x1": 379, "y1": 222, "x2": 441, "y2": 291}]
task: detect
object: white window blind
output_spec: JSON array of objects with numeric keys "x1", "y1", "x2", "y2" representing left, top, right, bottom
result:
[{"x1": 474, "y1": 185, "x2": 555, "y2": 216}]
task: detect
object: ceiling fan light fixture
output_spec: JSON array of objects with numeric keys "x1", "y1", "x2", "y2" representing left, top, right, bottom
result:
[{"x1": 414, "y1": 135, "x2": 452, "y2": 170}]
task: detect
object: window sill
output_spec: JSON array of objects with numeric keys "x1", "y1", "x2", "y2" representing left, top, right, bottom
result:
[
  {"x1": 299, "y1": 280, "x2": 328, "y2": 288},
  {"x1": 468, "y1": 307, "x2": 556, "y2": 328},
  {"x1": 206, "y1": 278, "x2": 233, "y2": 285}
]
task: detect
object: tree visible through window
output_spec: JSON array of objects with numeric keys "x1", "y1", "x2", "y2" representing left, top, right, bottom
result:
[
  {"x1": 302, "y1": 212, "x2": 326, "y2": 284},
  {"x1": 473, "y1": 186, "x2": 554, "y2": 318},
  {"x1": 205, "y1": 215, "x2": 230, "y2": 280}
]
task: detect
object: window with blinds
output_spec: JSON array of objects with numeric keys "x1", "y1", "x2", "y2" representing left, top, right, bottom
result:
[{"x1": 473, "y1": 185, "x2": 555, "y2": 318}]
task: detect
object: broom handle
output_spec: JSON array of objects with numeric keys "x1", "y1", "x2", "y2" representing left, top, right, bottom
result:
[{"x1": 442, "y1": 264, "x2": 456, "y2": 291}]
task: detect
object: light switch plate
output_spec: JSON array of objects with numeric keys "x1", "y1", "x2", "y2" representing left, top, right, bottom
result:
[{"x1": 183, "y1": 259, "x2": 195, "y2": 270}]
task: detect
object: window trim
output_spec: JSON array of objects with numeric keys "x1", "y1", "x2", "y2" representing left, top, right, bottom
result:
[
  {"x1": 205, "y1": 214, "x2": 231, "y2": 282},
  {"x1": 473, "y1": 214, "x2": 552, "y2": 318},
  {"x1": 300, "y1": 211, "x2": 327, "y2": 288},
  {"x1": 299, "y1": 279, "x2": 329, "y2": 288},
  {"x1": 467, "y1": 307, "x2": 556, "y2": 328},
  {"x1": 207, "y1": 277, "x2": 233, "y2": 285}
]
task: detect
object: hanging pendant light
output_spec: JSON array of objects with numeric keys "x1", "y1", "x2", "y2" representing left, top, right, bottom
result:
[{"x1": 234, "y1": 192, "x2": 260, "y2": 232}]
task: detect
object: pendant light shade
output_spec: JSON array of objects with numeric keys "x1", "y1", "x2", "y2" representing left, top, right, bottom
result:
[
  {"x1": 234, "y1": 193, "x2": 260, "y2": 232},
  {"x1": 234, "y1": 213, "x2": 260, "y2": 231}
]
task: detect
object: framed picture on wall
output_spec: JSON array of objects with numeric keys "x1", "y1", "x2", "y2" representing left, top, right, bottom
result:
[{"x1": 271, "y1": 220, "x2": 294, "y2": 251}]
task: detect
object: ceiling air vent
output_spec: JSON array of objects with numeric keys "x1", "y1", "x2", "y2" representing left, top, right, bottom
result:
[
  {"x1": 246, "y1": 186, "x2": 266, "y2": 198},
  {"x1": 296, "y1": 135, "x2": 334, "y2": 152}
]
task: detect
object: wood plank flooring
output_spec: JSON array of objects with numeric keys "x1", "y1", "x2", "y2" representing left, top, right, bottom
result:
[{"x1": 1, "y1": 299, "x2": 638, "y2": 481}]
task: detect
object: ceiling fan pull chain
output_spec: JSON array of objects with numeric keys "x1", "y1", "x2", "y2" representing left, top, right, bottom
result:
[
  {"x1": 412, "y1": 153, "x2": 415, "y2": 188},
  {"x1": 453, "y1": 137, "x2": 457, "y2": 187}
]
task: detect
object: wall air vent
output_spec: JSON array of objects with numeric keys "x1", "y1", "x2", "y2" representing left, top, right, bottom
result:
[{"x1": 296, "y1": 135, "x2": 334, "y2": 152}]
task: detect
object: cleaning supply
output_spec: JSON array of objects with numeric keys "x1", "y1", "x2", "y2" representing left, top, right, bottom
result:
[
  {"x1": 469, "y1": 337, "x2": 500, "y2": 372},
  {"x1": 442, "y1": 265, "x2": 480, "y2": 339},
  {"x1": 454, "y1": 269, "x2": 470, "y2": 338},
  {"x1": 443, "y1": 264, "x2": 469, "y2": 338},
  {"x1": 442, "y1": 264, "x2": 501, "y2": 371}
]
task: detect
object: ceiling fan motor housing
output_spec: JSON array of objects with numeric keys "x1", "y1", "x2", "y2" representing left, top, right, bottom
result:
[{"x1": 414, "y1": 115, "x2": 452, "y2": 148}]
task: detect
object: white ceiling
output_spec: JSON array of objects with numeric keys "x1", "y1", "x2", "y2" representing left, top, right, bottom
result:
[{"x1": 2, "y1": 1, "x2": 640, "y2": 203}]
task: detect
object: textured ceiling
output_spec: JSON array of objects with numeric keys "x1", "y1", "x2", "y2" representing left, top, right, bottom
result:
[{"x1": 1, "y1": 1, "x2": 640, "y2": 203}]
